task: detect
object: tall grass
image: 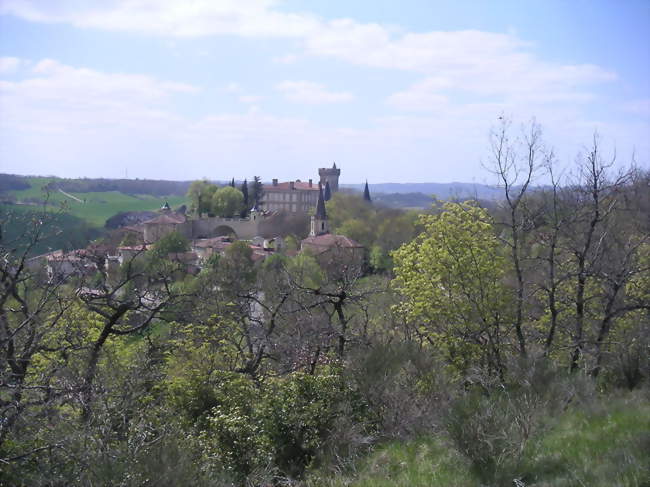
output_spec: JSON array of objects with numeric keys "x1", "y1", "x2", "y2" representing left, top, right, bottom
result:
[{"x1": 309, "y1": 391, "x2": 650, "y2": 487}]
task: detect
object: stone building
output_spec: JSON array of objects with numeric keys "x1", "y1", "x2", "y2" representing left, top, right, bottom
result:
[{"x1": 261, "y1": 163, "x2": 341, "y2": 214}]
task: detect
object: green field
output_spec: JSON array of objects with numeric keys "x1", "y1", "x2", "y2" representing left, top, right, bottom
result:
[{"x1": 6, "y1": 177, "x2": 186, "y2": 228}]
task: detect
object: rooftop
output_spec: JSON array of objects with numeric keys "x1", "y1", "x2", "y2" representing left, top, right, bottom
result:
[
  {"x1": 301, "y1": 233, "x2": 363, "y2": 249},
  {"x1": 263, "y1": 181, "x2": 319, "y2": 192}
]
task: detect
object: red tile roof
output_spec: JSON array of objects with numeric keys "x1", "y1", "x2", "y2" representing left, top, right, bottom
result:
[
  {"x1": 301, "y1": 234, "x2": 364, "y2": 249},
  {"x1": 263, "y1": 181, "x2": 319, "y2": 191},
  {"x1": 143, "y1": 213, "x2": 186, "y2": 225}
]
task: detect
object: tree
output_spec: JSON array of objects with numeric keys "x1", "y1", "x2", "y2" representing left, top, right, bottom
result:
[
  {"x1": 487, "y1": 118, "x2": 546, "y2": 357},
  {"x1": 363, "y1": 181, "x2": 371, "y2": 202},
  {"x1": 187, "y1": 180, "x2": 217, "y2": 215},
  {"x1": 148, "y1": 230, "x2": 190, "y2": 262},
  {"x1": 250, "y1": 176, "x2": 263, "y2": 208},
  {"x1": 212, "y1": 186, "x2": 244, "y2": 218},
  {"x1": 324, "y1": 181, "x2": 332, "y2": 201},
  {"x1": 240, "y1": 179, "x2": 249, "y2": 218},
  {"x1": 392, "y1": 202, "x2": 510, "y2": 375}
]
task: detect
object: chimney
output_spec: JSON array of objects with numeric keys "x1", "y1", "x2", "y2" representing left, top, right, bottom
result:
[
  {"x1": 309, "y1": 179, "x2": 312, "y2": 187},
  {"x1": 289, "y1": 181, "x2": 295, "y2": 190},
  {"x1": 272, "y1": 178, "x2": 278, "y2": 186}
]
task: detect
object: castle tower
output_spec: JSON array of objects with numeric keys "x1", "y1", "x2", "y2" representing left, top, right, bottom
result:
[
  {"x1": 310, "y1": 183, "x2": 330, "y2": 237},
  {"x1": 318, "y1": 162, "x2": 340, "y2": 193}
]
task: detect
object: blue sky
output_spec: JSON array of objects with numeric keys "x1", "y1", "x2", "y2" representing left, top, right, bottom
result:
[{"x1": 0, "y1": 1, "x2": 648, "y2": 184}]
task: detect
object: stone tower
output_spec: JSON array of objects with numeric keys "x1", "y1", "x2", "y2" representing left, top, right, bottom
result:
[
  {"x1": 310, "y1": 183, "x2": 330, "y2": 237},
  {"x1": 318, "y1": 162, "x2": 340, "y2": 193}
]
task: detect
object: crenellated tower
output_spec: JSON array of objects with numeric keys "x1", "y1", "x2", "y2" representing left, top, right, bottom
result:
[{"x1": 318, "y1": 162, "x2": 340, "y2": 193}]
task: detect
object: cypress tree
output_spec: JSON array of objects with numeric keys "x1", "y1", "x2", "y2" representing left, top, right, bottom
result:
[
  {"x1": 324, "y1": 181, "x2": 332, "y2": 201},
  {"x1": 240, "y1": 179, "x2": 249, "y2": 217},
  {"x1": 363, "y1": 180, "x2": 372, "y2": 202}
]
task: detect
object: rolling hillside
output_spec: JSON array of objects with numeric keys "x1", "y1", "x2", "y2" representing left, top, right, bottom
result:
[{"x1": 1, "y1": 175, "x2": 187, "y2": 228}]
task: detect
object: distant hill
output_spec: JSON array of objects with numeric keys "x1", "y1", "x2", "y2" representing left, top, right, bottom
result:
[
  {"x1": 0, "y1": 174, "x2": 187, "y2": 228},
  {"x1": 341, "y1": 182, "x2": 505, "y2": 200}
]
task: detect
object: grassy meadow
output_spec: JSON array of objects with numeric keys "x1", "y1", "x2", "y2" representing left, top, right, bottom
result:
[{"x1": 5, "y1": 177, "x2": 186, "y2": 227}]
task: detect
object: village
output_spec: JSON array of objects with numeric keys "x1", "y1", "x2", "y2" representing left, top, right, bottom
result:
[{"x1": 33, "y1": 164, "x2": 369, "y2": 283}]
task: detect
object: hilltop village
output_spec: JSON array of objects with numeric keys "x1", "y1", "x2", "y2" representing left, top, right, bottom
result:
[{"x1": 34, "y1": 164, "x2": 371, "y2": 282}]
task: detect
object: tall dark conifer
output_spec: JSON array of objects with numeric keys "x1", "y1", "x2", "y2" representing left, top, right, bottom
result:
[
  {"x1": 363, "y1": 180, "x2": 372, "y2": 202},
  {"x1": 324, "y1": 181, "x2": 332, "y2": 201},
  {"x1": 230, "y1": 178, "x2": 235, "y2": 188},
  {"x1": 240, "y1": 179, "x2": 249, "y2": 217},
  {"x1": 251, "y1": 176, "x2": 263, "y2": 208}
]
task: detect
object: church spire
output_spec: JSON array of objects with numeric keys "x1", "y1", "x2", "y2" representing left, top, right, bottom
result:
[
  {"x1": 363, "y1": 180, "x2": 372, "y2": 202},
  {"x1": 310, "y1": 183, "x2": 329, "y2": 236}
]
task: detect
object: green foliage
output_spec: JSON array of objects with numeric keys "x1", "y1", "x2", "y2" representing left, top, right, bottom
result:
[
  {"x1": 148, "y1": 230, "x2": 190, "y2": 261},
  {"x1": 325, "y1": 193, "x2": 419, "y2": 272},
  {"x1": 186, "y1": 179, "x2": 217, "y2": 215},
  {"x1": 312, "y1": 437, "x2": 474, "y2": 487},
  {"x1": 0, "y1": 204, "x2": 101, "y2": 255},
  {"x1": 211, "y1": 186, "x2": 244, "y2": 218},
  {"x1": 392, "y1": 201, "x2": 509, "y2": 373}
]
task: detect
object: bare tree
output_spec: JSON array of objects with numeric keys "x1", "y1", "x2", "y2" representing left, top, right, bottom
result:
[{"x1": 487, "y1": 118, "x2": 546, "y2": 357}]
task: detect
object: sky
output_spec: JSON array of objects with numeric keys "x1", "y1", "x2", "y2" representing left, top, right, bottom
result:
[{"x1": 0, "y1": 0, "x2": 648, "y2": 184}]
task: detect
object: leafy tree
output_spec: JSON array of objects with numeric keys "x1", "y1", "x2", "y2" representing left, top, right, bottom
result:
[
  {"x1": 212, "y1": 186, "x2": 244, "y2": 218},
  {"x1": 148, "y1": 230, "x2": 190, "y2": 261},
  {"x1": 392, "y1": 202, "x2": 510, "y2": 375},
  {"x1": 187, "y1": 180, "x2": 217, "y2": 215}
]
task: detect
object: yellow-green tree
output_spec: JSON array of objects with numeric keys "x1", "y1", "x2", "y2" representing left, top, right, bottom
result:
[
  {"x1": 187, "y1": 179, "x2": 217, "y2": 215},
  {"x1": 212, "y1": 186, "x2": 244, "y2": 218},
  {"x1": 392, "y1": 202, "x2": 510, "y2": 375}
]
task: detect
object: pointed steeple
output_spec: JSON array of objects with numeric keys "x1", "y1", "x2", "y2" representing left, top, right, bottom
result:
[
  {"x1": 363, "y1": 180, "x2": 372, "y2": 202},
  {"x1": 310, "y1": 183, "x2": 329, "y2": 236},
  {"x1": 324, "y1": 181, "x2": 332, "y2": 201},
  {"x1": 332, "y1": 162, "x2": 337, "y2": 169},
  {"x1": 315, "y1": 183, "x2": 327, "y2": 220}
]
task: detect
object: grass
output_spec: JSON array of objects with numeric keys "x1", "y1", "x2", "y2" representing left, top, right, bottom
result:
[
  {"x1": 525, "y1": 393, "x2": 650, "y2": 486},
  {"x1": 311, "y1": 392, "x2": 650, "y2": 487},
  {"x1": 310, "y1": 437, "x2": 475, "y2": 487},
  {"x1": 7, "y1": 178, "x2": 186, "y2": 227}
]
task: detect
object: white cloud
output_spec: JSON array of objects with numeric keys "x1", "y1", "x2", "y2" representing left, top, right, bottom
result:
[
  {"x1": 239, "y1": 94, "x2": 263, "y2": 104},
  {"x1": 0, "y1": 58, "x2": 198, "y2": 136},
  {"x1": 276, "y1": 80, "x2": 353, "y2": 104},
  {"x1": 0, "y1": 56, "x2": 25, "y2": 74},
  {"x1": 0, "y1": 2, "x2": 614, "y2": 78}
]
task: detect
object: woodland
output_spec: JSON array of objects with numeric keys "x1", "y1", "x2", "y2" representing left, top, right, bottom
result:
[{"x1": 1, "y1": 121, "x2": 649, "y2": 486}]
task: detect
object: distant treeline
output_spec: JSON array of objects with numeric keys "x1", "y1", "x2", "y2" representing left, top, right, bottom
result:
[
  {"x1": 46, "y1": 177, "x2": 193, "y2": 196},
  {"x1": 341, "y1": 181, "x2": 508, "y2": 200},
  {"x1": 0, "y1": 174, "x2": 193, "y2": 196},
  {"x1": 0, "y1": 174, "x2": 30, "y2": 192}
]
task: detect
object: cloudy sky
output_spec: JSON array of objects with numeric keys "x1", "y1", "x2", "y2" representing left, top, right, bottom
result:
[{"x1": 0, "y1": 1, "x2": 648, "y2": 184}]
